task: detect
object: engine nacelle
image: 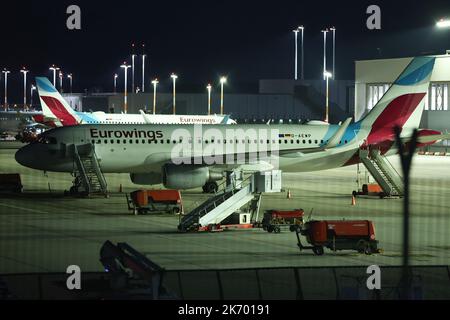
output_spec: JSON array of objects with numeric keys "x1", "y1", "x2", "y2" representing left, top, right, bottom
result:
[
  {"x1": 162, "y1": 164, "x2": 222, "y2": 190},
  {"x1": 130, "y1": 172, "x2": 162, "y2": 185}
]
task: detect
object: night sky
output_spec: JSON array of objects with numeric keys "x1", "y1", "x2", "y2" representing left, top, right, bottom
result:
[{"x1": 1, "y1": 0, "x2": 450, "y2": 101}]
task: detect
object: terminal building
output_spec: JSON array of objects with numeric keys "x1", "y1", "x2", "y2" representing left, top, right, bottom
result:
[{"x1": 62, "y1": 79, "x2": 354, "y2": 124}]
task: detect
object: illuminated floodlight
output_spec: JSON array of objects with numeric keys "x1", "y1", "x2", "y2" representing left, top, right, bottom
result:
[{"x1": 437, "y1": 18, "x2": 450, "y2": 28}]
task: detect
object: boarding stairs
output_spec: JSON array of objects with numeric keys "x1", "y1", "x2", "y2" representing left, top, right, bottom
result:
[
  {"x1": 71, "y1": 144, "x2": 108, "y2": 196},
  {"x1": 178, "y1": 174, "x2": 259, "y2": 232},
  {"x1": 359, "y1": 148, "x2": 404, "y2": 197}
]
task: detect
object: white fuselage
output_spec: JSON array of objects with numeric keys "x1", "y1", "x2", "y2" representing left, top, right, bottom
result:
[
  {"x1": 16, "y1": 122, "x2": 397, "y2": 175},
  {"x1": 78, "y1": 111, "x2": 236, "y2": 125}
]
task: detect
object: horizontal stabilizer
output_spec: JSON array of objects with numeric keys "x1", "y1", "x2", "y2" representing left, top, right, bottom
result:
[{"x1": 417, "y1": 133, "x2": 450, "y2": 144}]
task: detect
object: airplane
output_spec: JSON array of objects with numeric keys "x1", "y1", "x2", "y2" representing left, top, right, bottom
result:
[
  {"x1": 33, "y1": 77, "x2": 237, "y2": 127},
  {"x1": 16, "y1": 56, "x2": 449, "y2": 193}
]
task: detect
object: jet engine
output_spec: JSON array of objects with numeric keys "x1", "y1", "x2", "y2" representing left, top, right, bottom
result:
[
  {"x1": 130, "y1": 172, "x2": 162, "y2": 185},
  {"x1": 162, "y1": 164, "x2": 223, "y2": 190}
]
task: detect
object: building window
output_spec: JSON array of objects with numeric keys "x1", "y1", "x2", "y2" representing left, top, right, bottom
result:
[
  {"x1": 367, "y1": 84, "x2": 391, "y2": 110},
  {"x1": 425, "y1": 83, "x2": 449, "y2": 111}
]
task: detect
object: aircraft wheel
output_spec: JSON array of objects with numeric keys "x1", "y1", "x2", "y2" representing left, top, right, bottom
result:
[
  {"x1": 203, "y1": 181, "x2": 218, "y2": 194},
  {"x1": 357, "y1": 239, "x2": 368, "y2": 254},
  {"x1": 312, "y1": 246, "x2": 324, "y2": 256}
]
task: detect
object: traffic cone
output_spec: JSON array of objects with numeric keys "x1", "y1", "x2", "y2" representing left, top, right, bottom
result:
[
  {"x1": 351, "y1": 194, "x2": 356, "y2": 206},
  {"x1": 287, "y1": 189, "x2": 292, "y2": 199},
  {"x1": 119, "y1": 184, "x2": 123, "y2": 193}
]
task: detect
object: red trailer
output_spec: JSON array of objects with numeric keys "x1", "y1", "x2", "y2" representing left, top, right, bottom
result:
[
  {"x1": 262, "y1": 209, "x2": 304, "y2": 233},
  {"x1": 126, "y1": 190, "x2": 183, "y2": 215},
  {"x1": 296, "y1": 220, "x2": 380, "y2": 255}
]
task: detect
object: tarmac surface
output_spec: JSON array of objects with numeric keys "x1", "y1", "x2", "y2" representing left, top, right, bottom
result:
[{"x1": 1, "y1": 144, "x2": 450, "y2": 274}]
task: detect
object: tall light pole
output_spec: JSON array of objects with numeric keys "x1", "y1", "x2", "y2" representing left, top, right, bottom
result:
[
  {"x1": 67, "y1": 74, "x2": 73, "y2": 93},
  {"x1": 171, "y1": 73, "x2": 178, "y2": 115},
  {"x1": 30, "y1": 85, "x2": 36, "y2": 109},
  {"x1": 121, "y1": 62, "x2": 131, "y2": 114},
  {"x1": 207, "y1": 83, "x2": 212, "y2": 115},
  {"x1": 59, "y1": 71, "x2": 63, "y2": 92},
  {"x1": 20, "y1": 68, "x2": 29, "y2": 110},
  {"x1": 2, "y1": 69, "x2": 10, "y2": 111},
  {"x1": 131, "y1": 49, "x2": 136, "y2": 94},
  {"x1": 142, "y1": 43, "x2": 146, "y2": 93},
  {"x1": 49, "y1": 65, "x2": 59, "y2": 86},
  {"x1": 324, "y1": 71, "x2": 332, "y2": 123},
  {"x1": 330, "y1": 27, "x2": 336, "y2": 79},
  {"x1": 321, "y1": 29, "x2": 329, "y2": 80},
  {"x1": 152, "y1": 79, "x2": 158, "y2": 114},
  {"x1": 114, "y1": 74, "x2": 118, "y2": 94},
  {"x1": 220, "y1": 77, "x2": 227, "y2": 115},
  {"x1": 293, "y1": 28, "x2": 299, "y2": 80},
  {"x1": 299, "y1": 26, "x2": 305, "y2": 80}
]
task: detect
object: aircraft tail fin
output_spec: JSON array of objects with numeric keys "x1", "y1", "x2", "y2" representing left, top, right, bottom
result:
[
  {"x1": 360, "y1": 56, "x2": 435, "y2": 143},
  {"x1": 35, "y1": 77, "x2": 81, "y2": 126}
]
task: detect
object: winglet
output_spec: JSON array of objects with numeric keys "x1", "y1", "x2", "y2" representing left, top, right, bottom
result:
[
  {"x1": 221, "y1": 115, "x2": 230, "y2": 124},
  {"x1": 324, "y1": 118, "x2": 352, "y2": 149},
  {"x1": 139, "y1": 109, "x2": 152, "y2": 124}
]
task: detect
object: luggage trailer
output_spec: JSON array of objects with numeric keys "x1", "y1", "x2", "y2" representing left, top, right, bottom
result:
[{"x1": 295, "y1": 220, "x2": 381, "y2": 255}]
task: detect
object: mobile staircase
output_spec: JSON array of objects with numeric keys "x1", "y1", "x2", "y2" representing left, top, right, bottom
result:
[
  {"x1": 178, "y1": 170, "x2": 280, "y2": 232},
  {"x1": 69, "y1": 144, "x2": 108, "y2": 196},
  {"x1": 359, "y1": 147, "x2": 404, "y2": 197}
]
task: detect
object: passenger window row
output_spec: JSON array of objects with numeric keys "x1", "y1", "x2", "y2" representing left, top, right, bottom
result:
[{"x1": 90, "y1": 139, "x2": 351, "y2": 145}]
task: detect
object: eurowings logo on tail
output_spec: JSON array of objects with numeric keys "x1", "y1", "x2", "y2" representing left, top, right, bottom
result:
[
  {"x1": 361, "y1": 56, "x2": 435, "y2": 145},
  {"x1": 35, "y1": 77, "x2": 81, "y2": 127},
  {"x1": 319, "y1": 56, "x2": 436, "y2": 153}
]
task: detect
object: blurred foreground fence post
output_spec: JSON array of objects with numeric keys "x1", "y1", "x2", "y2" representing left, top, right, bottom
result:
[{"x1": 394, "y1": 126, "x2": 419, "y2": 299}]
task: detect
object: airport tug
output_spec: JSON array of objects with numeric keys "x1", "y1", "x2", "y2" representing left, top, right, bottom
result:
[{"x1": 295, "y1": 220, "x2": 381, "y2": 256}]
